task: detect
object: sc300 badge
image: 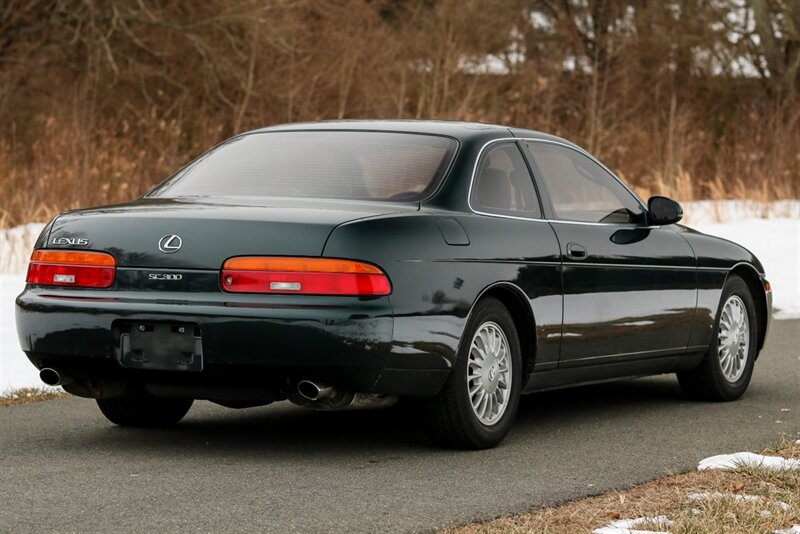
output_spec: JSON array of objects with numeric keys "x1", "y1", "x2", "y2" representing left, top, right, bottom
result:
[{"x1": 148, "y1": 273, "x2": 183, "y2": 281}]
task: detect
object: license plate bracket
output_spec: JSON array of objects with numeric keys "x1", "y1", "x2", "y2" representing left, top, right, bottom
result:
[{"x1": 117, "y1": 322, "x2": 203, "y2": 372}]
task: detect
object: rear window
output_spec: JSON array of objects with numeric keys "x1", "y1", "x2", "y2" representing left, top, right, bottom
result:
[{"x1": 148, "y1": 131, "x2": 458, "y2": 201}]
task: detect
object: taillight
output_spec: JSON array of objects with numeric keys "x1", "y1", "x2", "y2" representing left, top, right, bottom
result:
[
  {"x1": 26, "y1": 250, "x2": 116, "y2": 288},
  {"x1": 221, "y1": 257, "x2": 391, "y2": 296}
]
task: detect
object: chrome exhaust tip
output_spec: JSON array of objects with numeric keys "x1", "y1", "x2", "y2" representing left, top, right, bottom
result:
[
  {"x1": 39, "y1": 368, "x2": 71, "y2": 387},
  {"x1": 290, "y1": 379, "x2": 397, "y2": 411},
  {"x1": 296, "y1": 380, "x2": 334, "y2": 401}
]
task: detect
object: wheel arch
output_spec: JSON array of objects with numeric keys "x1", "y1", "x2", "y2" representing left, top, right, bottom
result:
[
  {"x1": 460, "y1": 282, "x2": 537, "y2": 376},
  {"x1": 727, "y1": 263, "x2": 768, "y2": 353}
]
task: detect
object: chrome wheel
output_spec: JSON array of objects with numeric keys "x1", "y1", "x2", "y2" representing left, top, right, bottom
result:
[
  {"x1": 467, "y1": 321, "x2": 512, "y2": 426},
  {"x1": 718, "y1": 295, "x2": 750, "y2": 383}
]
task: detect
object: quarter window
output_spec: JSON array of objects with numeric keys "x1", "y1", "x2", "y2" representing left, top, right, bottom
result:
[
  {"x1": 472, "y1": 143, "x2": 541, "y2": 218},
  {"x1": 527, "y1": 142, "x2": 644, "y2": 224}
]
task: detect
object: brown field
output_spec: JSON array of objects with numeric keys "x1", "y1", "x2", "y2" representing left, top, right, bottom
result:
[{"x1": 0, "y1": 1, "x2": 798, "y2": 228}]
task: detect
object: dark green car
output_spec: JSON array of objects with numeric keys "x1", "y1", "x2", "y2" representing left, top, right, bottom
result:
[{"x1": 16, "y1": 120, "x2": 771, "y2": 449}]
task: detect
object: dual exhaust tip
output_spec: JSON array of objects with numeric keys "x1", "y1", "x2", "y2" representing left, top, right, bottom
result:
[
  {"x1": 38, "y1": 371, "x2": 397, "y2": 410},
  {"x1": 39, "y1": 371, "x2": 334, "y2": 397},
  {"x1": 39, "y1": 370, "x2": 335, "y2": 397},
  {"x1": 39, "y1": 370, "x2": 333, "y2": 399}
]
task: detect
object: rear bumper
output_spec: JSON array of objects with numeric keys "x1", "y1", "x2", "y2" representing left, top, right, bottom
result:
[{"x1": 15, "y1": 287, "x2": 450, "y2": 397}]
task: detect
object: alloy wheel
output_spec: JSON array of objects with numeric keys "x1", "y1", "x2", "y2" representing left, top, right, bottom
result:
[
  {"x1": 467, "y1": 321, "x2": 512, "y2": 425},
  {"x1": 717, "y1": 294, "x2": 750, "y2": 383}
]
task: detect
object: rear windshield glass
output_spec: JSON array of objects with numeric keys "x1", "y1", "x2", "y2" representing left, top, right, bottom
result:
[{"x1": 148, "y1": 131, "x2": 458, "y2": 201}]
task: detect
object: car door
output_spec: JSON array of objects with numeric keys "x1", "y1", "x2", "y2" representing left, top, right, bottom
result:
[
  {"x1": 523, "y1": 140, "x2": 697, "y2": 367},
  {"x1": 465, "y1": 141, "x2": 563, "y2": 370}
]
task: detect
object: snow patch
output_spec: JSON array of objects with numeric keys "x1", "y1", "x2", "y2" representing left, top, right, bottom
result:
[
  {"x1": 680, "y1": 200, "x2": 799, "y2": 225},
  {"x1": 0, "y1": 223, "x2": 44, "y2": 274},
  {"x1": 593, "y1": 516, "x2": 673, "y2": 534},
  {"x1": 774, "y1": 526, "x2": 800, "y2": 534},
  {"x1": 698, "y1": 452, "x2": 800, "y2": 471},
  {"x1": 0, "y1": 275, "x2": 43, "y2": 392}
]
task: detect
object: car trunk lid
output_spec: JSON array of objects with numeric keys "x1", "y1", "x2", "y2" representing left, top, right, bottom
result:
[{"x1": 46, "y1": 197, "x2": 416, "y2": 270}]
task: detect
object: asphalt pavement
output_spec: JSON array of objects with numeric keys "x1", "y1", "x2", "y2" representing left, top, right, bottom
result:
[{"x1": 1, "y1": 320, "x2": 798, "y2": 533}]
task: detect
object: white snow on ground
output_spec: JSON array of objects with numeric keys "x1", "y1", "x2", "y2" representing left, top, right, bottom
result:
[
  {"x1": 593, "y1": 515, "x2": 673, "y2": 534},
  {"x1": 774, "y1": 526, "x2": 800, "y2": 534},
  {"x1": 0, "y1": 275, "x2": 42, "y2": 392},
  {"x1": 0, "y1": 223, "x2": 45, "y2": 274},
  {"x1": 698, "y1": 452, "x2": 800, "y2": 471},
  {"x1": 680, "y1": 199, "x2": 799, "y2": 226},
  {"x1": 0, "y1": 200, "x2": 798, "y2": 391}
]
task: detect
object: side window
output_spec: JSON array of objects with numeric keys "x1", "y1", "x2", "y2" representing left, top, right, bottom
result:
[
  {"x1": 526, "y1": 142, "x2": 644, "y2": 224},
  {"x1": 472, "y1": 143, "x2": 542, "y2": 218}
]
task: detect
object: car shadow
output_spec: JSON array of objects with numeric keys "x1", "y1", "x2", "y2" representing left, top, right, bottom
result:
[{"x1": 80, "y1": 375, "x2": 688, "y2": 457}]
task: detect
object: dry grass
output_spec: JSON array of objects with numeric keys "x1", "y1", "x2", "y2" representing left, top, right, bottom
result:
[
  {"x1": 444, "y1": 438, "x2": 800, "y2": 534},
  {"x1": 0, "y1": 116, "x2": 222, "y2": 229},
  {"x1": 0, "y1": 387, "x2": 68, "y2": 407},
  {"x1": 0, "y1": 118, "x2": 796, "y2": 231}
]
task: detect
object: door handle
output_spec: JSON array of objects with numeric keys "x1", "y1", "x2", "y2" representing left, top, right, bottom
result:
[{"x1": 566, "y1": 242, "x2": 588, "y2": 260}]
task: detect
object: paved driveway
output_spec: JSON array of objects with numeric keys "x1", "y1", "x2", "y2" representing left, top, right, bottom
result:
[{"x1": 1, "y1": 320, "x2": 797, "y2": 533}]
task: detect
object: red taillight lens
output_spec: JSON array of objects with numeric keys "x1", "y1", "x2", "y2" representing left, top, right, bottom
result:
[
  {"x1": 221, "y1": 257, "x2": 391, "y2": 296},
  {"x1": 26, "y1": 250, "x2": 116, "y2": 288}
]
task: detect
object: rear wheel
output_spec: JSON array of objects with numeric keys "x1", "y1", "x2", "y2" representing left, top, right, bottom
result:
[
  {"x1": 96, "y1": 397, "x2": 193, "y2": 427},
  {"x1": 678, "y1": 275, "x2": 757, "y2": 401},
  {"x1": 421, "y1": 298, "x2": 522, "y2": 449}
]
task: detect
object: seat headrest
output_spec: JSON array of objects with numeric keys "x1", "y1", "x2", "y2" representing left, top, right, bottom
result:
[{"x1": 478, "y1": 168, "x2": 512, "y2": 209}]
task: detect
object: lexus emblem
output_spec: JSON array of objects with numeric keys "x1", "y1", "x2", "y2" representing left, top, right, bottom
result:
[{"x1": 158, "y1": 234, "x2": 183, "y2": 254}]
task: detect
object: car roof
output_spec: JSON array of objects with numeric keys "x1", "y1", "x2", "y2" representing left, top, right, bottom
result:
[{"x1": 247, "y1": 119, "x2": 577, "y2": 146}]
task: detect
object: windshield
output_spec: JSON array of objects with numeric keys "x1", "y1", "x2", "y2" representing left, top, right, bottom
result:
[{"x1": 148, "y1": 130, "x2": 458, "y2": 201}]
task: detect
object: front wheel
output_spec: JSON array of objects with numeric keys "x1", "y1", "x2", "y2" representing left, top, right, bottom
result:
[
  {"x1": 678, "y1": 274, "x2": 758, "y2": 401},
  {"x1": 96, "y1": 397, "x2": 193, "y2": 427},
  {"x1": 421, "y1": 298, "x2": 522, "y2": 449}
]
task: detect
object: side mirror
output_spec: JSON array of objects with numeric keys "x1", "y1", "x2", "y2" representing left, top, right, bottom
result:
[{"x1": 648, "y1": 196, "x2": 683, "y2": 226}]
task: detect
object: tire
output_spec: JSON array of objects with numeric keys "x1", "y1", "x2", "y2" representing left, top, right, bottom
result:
[
  {"x1": 96, "y1": 396, "x2": 193, "y2": 427},
  {"x1": 421, "y1": 298, "x2": 522, "y2": 449},
  {"x1": 678, "y1": 274, "x2": 758, "y2": 401}
]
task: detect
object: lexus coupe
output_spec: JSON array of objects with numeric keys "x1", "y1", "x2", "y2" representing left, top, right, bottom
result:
[{"x1": 16, "y1": 121, "x2": 771, "y2": 449}]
